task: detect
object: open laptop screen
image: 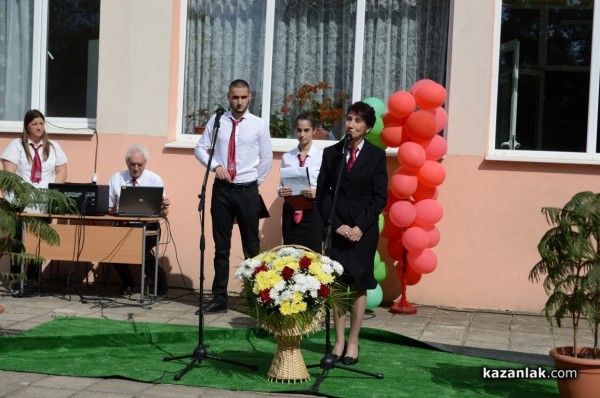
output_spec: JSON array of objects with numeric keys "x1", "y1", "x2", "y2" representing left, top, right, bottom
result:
[{"x1": 117, "y1": 186, "x2": 163, "y2": 217}]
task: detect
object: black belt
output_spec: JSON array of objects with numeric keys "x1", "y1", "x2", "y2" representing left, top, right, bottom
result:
[{"x1": 215, "y1": 179, "x2": 258, "y2": 189}]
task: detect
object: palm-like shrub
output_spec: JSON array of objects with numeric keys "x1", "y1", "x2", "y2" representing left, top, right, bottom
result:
[
  {"x1": 529, "y1": 191, "x2": 600, "y2": 358},
  {"x1": 0, "y1": 170, "x2": 77, "y2": 283}
]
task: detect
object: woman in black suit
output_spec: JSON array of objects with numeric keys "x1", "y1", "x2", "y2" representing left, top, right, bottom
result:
[{"x1": 316, "y1": 101, "x2": 388, "y2": 365}]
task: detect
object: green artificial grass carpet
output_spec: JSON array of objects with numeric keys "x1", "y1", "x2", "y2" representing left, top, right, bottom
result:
[{"x1": 0, "y1": 317, "x2": 557, "y2": 397}]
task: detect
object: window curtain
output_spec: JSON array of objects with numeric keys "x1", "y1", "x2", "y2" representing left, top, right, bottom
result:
[
  {"x1": 362, "y1": 0, "x2": 449, "y2": 100},
  {"x1": 270, "y1": 0, "x2": 449, "y2": 138},
  {"x1": 183, "y1": 0, "x2": 267, "y2": 134},
  {"x1": 271, "y1": 0, "x2": 356, "y2": 138},
  {"x1": 0, "y1": 0, "x2": 33, "y2": 121}
]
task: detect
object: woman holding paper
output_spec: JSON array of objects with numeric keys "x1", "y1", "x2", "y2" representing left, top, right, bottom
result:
[{"x1": 278, "y1": 113, "x2": 324, "y2": 252}]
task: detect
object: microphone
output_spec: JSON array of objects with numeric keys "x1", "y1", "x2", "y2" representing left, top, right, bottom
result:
[
  {"x1": 213, "y1": 107, "x2": 226, "y2": 129},
  {"x1": 343, "y1": 133, "x2": 351, "y2": 155}
]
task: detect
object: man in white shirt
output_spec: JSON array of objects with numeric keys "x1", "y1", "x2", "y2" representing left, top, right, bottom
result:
[
  {"x1": 108, "y1": 144, "x2": 170, "y2": 296},
  {"x1": 195, "y1": 79, "x2": 273, "y2": 313}
]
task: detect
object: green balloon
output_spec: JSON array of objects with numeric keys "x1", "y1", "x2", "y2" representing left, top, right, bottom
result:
[
  {"x1": 366, "y1": 284, "x2": 383, "y2": 309},
  {"x1": 374, "y1": 250, "x2": 381, "y2": 265},
  {"x1": 374, "y1": 264, "x2": 387, "y2": 282},
  {"x1": 366, "y1": 130, "x2": 386, "y2": 150},
  {"x1": 370, "y1": 115, "x2": 384, "y2": 135},
  {"x1": 378, "y1": 214, "x2": 384, "y2": 233},
  {"x1": 363, "y1": 97, "x2": 386, "y2": 116}
]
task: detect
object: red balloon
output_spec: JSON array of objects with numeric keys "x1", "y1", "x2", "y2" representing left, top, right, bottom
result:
[
  {"x1": 422, "y1": 224, "x2": 441, "y2": 248},
  {"x1": 412, "y1": 184, "x2": 438, "y2": 201},
  {"x1": 395, "y1": 260, "x2": 422, "y2": 286},
  {"x1": 407, "y1": 249, "x2": 438, "y2": 274},
  {"x1": 381, "y1": 212, "x2": 404, "y2": 239},
  {"x1": 388, "y1": 91, "x2": 416, "y2": 119},
  {"x1": 404, "y1": 111, "x2": 438, "y2": 142},
  {"x1": 386, "y1": 235, "x2": 405, "y2": 261},
  {"x1": 390, "y1": 168, "x2": 418, "y2": 199},
  {"x1": 384, "y1": 188, "x2": 403, "y2": 212},
  {"x1": 383, "y1": 111, "x2": 406, "y2": 127},
  {"x1": 413, "y1": 199, "x2": 444, "y2": 226},
  {"x1": 397, "y1": 141, "x2": 426, "y2": 171},
  {"x1": 389, "y1": 200, "x2": 416, "y2": 228},
  {"x1": 425, "y1": 107, "x2": 448, "y2": 132},
  {"x1": 414, "y1": 82, "x2": 447, "y2": 110},
  {"x1": 381, "y1": 126, "x2": 404, "y2": 148},
  {"x1": 417, "y1": 160, "x2": 446, "y2": 187},
  {"x1": 409, "y1": 79, "x2": 436, "y2": 95},
  {"x1": 402, "y1": 226, "x2": 429, "y2": 252},
  {"x1": 420, "y1": 134, "x2": 448, "y2": 160}
]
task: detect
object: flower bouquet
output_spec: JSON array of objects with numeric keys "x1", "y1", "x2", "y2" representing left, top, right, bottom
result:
[{"x1": 235, "y1": 245, "x2": 345, "y2": 382}]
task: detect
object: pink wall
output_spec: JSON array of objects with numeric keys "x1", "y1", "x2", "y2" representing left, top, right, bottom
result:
[{"x1": 4, "y1": 131, "x2": 598, "y2": 312}]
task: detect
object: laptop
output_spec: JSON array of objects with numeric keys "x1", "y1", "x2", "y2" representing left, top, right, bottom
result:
[{"x1": 117, "y1": 186, "x2": 164, "y2": 217}]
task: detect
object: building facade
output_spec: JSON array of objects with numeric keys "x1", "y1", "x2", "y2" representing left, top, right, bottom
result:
[{"x1": 1, "y1": 0, "x2": 599, "y2": 312}]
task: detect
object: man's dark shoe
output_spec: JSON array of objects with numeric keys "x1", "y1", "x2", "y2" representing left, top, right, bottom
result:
[
  {"x1": 197, "y1": 299, "x2": 227, "y2": 314},
  {"x1": 120, "y1": 286, "x2": 133, "y2": 296}
]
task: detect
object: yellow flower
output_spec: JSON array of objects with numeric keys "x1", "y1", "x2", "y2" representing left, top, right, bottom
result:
[
  {"x1": 273, "y1": 255, "x2": 299, "y2": 272},
  {"x1": 253, "y1": 270, "x2": 282, "y2": 293},
  {"x1": 309, "y1": 263, "x2": 334, "y2": 284},
  {"x1": 280, "y1": 298, "x2": 308, "y2": 315}
]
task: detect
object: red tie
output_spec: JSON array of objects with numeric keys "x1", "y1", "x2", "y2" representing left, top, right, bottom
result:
[
  {"x1": 227, "y1": 118, "x2": 241, "y2": 181},
  {"x1": 293, "y1": 153, "x2": 306, "y2": 224},
  {"x1": 347, "y1": 146, "x2": 358, "y2": 171},
  {"x1": 132, "y1": 178, "x2": 137, "y2": 186},
  {"x1": 30, "y1": 144, "x2": 42, "y2": 183}
]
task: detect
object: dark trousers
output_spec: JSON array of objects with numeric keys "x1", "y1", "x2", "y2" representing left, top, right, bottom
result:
[
  {"x1": 210, "y1": 180, "x2": 260, "y2": 303},
  {"x1": 113, "y1": 231, "x2": 167, "y2": 292}
]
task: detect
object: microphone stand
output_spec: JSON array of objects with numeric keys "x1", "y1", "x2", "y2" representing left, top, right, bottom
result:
[
  {"x1": 306, "y1": 135, "x2": 384, "y2": 394},
  {"x1": 163, "y1": 108, "x2": 257, "y2": 380}
]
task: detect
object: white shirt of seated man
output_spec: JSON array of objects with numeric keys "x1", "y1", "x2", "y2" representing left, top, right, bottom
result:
[{"x1": 107, "y1": 148, "x2": 170, "y2": 216}]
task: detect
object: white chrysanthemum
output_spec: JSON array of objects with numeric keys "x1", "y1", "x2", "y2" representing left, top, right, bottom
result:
[
  {"x1": 292, "y1": 273, "x2": 321, "y2": 297},
  {"x1": 234, "y1": 258, "x2": 263, "y2": 279}
]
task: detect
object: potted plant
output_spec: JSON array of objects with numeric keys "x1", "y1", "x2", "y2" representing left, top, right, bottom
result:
[
  {"x1": 235, "y1": 245, "x2": 345, "y2": 382},
  {"x1": 529, "y1": 191, "x2": 600, "y2": 397},
  {"x1": 280, "y1": 81, "x2": 349, "y2": 139},
  {"x1": 186, "y1": 107, "x2": 212, "y2": 134},
  {"x1": 269, "y1": 110, "x2": 291, "y2": 138},
  {"x1": 0, "y1": 170, "x2": 76, "y2": 288}
]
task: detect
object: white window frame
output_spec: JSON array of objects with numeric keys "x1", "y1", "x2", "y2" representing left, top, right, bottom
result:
[
  {"x1": 171, "y1": 0, "x2": 369, "y2": 152},
  {"x1": 0, "y1": 0, "x2": 96, "y2": 134},
  {"x1": 488, "y1": 0, "x2": 600, "y2": 165}
]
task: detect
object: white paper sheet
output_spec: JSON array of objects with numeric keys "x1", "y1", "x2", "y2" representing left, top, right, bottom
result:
[{"x1": 280, "y1": 167, "x2": 310, "y2": 195}]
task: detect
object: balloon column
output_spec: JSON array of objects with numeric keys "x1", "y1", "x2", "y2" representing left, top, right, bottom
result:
[{"x1": 365, "y1": 79, "x2": 448, "y2": 314}]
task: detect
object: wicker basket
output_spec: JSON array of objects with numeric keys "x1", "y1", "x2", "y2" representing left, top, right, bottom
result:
[
  {"x1": 263, "y1": 319, "x2": 319, "y2": 383},
  {"x1": 262, "y1": 245, "x2": 319, "y2": 383}
]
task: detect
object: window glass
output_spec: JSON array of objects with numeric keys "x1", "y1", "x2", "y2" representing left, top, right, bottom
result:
[
  {"x1": 46, "y1": 0, "x2": 100, "y2": 118},
  {"x1": 183, "y1": 0, "x2": 267, "y2": 135},
  {"x1": 269, "y1": 0, "x2": 355, "y2": 140},
  {"x1": 362, "y1": 0, "x2": 449, "y2": 101},
  {"x1": 496, "y1": 1, "x2": 594, "y2": 153},
  {"x1": 0, "y1": 0, "x2": 34, "y2": 121}
]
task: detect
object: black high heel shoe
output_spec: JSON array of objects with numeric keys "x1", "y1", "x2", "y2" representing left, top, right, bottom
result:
[
  {"x1": 327, "y1": 340, "x2": 347, "y2": 363},
  {"x1": 341, "y1": 344, "x2": 360, "y2": 365}
]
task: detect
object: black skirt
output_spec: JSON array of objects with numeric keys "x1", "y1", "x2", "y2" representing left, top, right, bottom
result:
[{"x1": 282, "y1": 203, "x2": 324, "y2": 253}]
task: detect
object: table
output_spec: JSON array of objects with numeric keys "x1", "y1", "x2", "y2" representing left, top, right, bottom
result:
[{"x1": 20, "y1": 213, "x2": 162, "y2": 301}]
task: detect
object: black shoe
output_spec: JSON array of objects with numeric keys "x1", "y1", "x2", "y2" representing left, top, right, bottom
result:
[
  {"x1": 120, "y1": 286, "x2": 133, "y2": 296},
  {"x1": 199, "y1": 299, "x2": 227, "y2": 314},
  {"x1": 327, "y1": 340, "x2": 347, "y2": 363},
  {"x1": 341, "y1": 345, "x2": 360, "y2": 366},
  {"x1": 155, "y1": 285, "x2": 168, "y2": 296}
]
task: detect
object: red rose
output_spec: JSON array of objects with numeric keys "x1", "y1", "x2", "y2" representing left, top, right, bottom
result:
[
  {"x1": 259, "y1": 289, "x2": 272, "y2": 303},
  {"x1": 299, "y1": 256, "x2": 312, "y2": 269},
  {"x1": 281, "y1": 266, "x2": 294, "y2": 280},
  {"x1": 253, "y1": 264, "x2": 268, "y2": 276},
  {"x1": 318, "y1": 284, "x2": 330, "y2": 298}
]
